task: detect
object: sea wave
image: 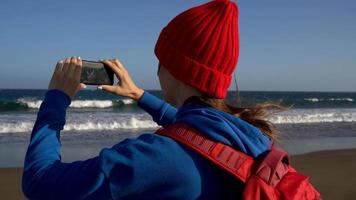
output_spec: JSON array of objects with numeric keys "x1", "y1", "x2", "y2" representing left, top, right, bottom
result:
[
  {"x1": 269, "y1": 109, "x2": 356, "y2": 124},
  {"x1": 1, "y1": 98, "x2": 136, "y2": 110},
  {"x1": 1, "y1": 95, "x2": 355, "y2": 112},
  {"x1": 0, "y1": 122, "x2": 34, "y2": 133},
  {"x1": 64, "y1": 118, "x2": 158, "y2": 131},
  {"x1": 0, "y1": 117, "x2": 158, "y2": 133},
  {"x1": 69, "y1": 100, "x2": 114, "y2": 108},
  {"x1": 304, "y1": 98, "x2": 354, "y2": 102},
  {"x1": 1, "y1": 109, "x2": 356, "y2": 133}
]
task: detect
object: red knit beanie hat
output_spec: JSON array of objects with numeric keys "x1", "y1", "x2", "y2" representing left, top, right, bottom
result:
[{"x1": 154, "y1": 0, "x2": 239, "y2": 99}]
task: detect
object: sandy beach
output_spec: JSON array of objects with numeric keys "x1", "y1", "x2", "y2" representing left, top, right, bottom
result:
[
  {"x1": 0, "y1": 168, "x2": 25, "y2": 200},
  {"x1": 292, "y1": 149, "x2": 356, "y2": 200},
  {"x1": 0, "y1": 149, "x2": 355, "y2": 200}
]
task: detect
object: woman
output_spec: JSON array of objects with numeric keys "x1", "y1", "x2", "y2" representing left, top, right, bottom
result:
[{"x1": 22, "y1": 1, "x2": 275, "y2": 199}]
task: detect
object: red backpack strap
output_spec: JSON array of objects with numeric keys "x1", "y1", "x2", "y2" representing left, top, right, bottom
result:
[
  {"x1": 255, "y1": 147, "x2": 290, "y2": 186},
  {"x1": 155, "y1": 122, "x2": 255, "y2": 183}
]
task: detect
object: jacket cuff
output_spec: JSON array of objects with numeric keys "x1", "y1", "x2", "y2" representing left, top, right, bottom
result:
[{"x1": 137, "y1": 91, "x2": 162, "y2": 114}]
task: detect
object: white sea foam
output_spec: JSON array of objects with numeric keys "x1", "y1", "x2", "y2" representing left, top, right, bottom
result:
[
  {"x1": 63, "y1": 118, "x2": 158, "y2": 131},
  {"x1": 0, "y1": 122, "x2": 34, "y2": 133},
  {"x1": 16, "y1": 98, "x2": 135, "y2": 109},
  {"x1": 122, "y1": 99, "x2": 134, "y2": 105},
  {"x1": 269, "y1": 109, "x2": 356, "y2": 124},
  {"x1": 304, "y1": 98, "x2": 320, "y2": 102},
  {"x1": 1, "y1": 109, "x2": 356, "y2": 133},
  {"x1": 304, "y1": 98, "x2": 354, "y2": 102},
  {"x1": 0, "y1": 117, "x2": 158, "y2": 133},
  {"x1": 70, "y1": 100, "x2": 113, "y2": 108},
  {"x1": 329, "y1": 98, "x2": 354, "y2": 102}
]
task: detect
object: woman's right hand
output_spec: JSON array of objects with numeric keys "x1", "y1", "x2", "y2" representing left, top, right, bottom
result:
[{"x1": 98, "y1": 59, "x2": 144, "y2": 101}]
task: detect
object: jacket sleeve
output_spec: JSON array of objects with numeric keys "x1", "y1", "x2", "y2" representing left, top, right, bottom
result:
[
  {"x1": 136, "y1": 90, "x2": 177, "y2": 127},
  {"x1": 22, "y1": 90, "x2": 111, "y2": 200},
  {"x1": 22, "y1": 89, "x2": 179, "y2": 200}
]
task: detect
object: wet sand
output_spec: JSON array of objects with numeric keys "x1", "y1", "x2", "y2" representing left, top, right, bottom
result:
[
  {"x1": 1, "y1": 149, "x2": 356, "y2": 200},
  {"x1": 0, "y1": 168, "x2": 25, "y2": 200}
]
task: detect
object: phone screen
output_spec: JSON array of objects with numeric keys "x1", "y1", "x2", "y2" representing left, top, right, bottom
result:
[{"x1": 80, "y1": 60, "x2": 114, "y2": 85}]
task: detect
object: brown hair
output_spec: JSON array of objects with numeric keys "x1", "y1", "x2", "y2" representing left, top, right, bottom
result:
[{"x1": 183, "y1": 94, "x2": 285, "y2": 141}]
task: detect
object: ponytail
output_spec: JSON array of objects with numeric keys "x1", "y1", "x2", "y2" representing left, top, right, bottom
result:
[{"x1": 183, "y1": 95, "x2": 286, "y2": 141}]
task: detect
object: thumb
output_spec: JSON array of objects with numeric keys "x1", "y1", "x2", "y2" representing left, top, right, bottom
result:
[
  {"x1": 98, "y1": 85, "x2": 117, "y2": 93},
  {"x1": 76, "y1": 83, "x2": 87, "y2": 92},
  {"x1": 80, "y1": 83, "x2": 87, "y2": 89}
]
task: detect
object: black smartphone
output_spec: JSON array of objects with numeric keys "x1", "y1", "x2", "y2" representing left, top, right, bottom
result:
[{"x1": 80, "y1": 60, "x2": 114, "y2": 85}]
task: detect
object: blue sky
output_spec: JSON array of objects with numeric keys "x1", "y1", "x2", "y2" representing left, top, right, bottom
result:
[{"x1": 0, "y1": 0, "x2": 355, "y2": 91}]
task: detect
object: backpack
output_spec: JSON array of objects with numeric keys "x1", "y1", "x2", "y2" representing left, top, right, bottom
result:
[{"x1": 155, "y1": 122, "x2": 322, "y2": 200}]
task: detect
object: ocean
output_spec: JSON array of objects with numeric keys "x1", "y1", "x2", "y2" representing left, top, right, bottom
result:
[{"x1": 1, "y1": 89, "x2": 356, "y2": 167}]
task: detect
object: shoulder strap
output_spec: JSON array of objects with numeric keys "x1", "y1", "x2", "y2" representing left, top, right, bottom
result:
[
  {"x1": 255, "y1": 147, "x2": 290, "y2": 186},
  {"x1": 155, "y1": 123, "x2": 255, "y2": 183}
]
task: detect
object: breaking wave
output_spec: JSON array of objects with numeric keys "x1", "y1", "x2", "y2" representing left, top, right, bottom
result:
[
  {"x1": 304, "y1": 98, "x2": 354, "y2": 102},
  {"x1": 269, "y1": 108, "x2": 356, "y2": 124},
  {"x1": 0, "y1": 98, "x2": 135, "y2": 111},
  {"x1": 1, "y1": 109, "x2": 356, "y2": 133},
  {"x1": 0, "y1": 116, "x2": 158, "y2": 133}
]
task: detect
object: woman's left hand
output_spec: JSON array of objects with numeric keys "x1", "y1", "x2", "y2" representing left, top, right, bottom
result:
[{"x1": 48, "y1": 57, "x2": 86, "y2": 99}]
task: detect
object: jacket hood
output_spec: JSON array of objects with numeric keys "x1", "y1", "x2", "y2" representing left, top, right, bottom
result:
[{"x1": 175, "y1": 103, "x2": 272, "y2": 158}]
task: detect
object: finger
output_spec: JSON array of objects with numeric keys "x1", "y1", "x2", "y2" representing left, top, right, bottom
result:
[
  {"x1": 67, "y1": 57, "x2": 77, "y2": 75},
  {"x1": 55, "y1": 60, "x2": 64, "y2": 73},
  {"x1": 62, "y1": 57, "x2": 71, "y2": 73},
  {"x1": 102, "y1": 59, "x2": 122, "y2": 72},
  {"x1": 101, "y1": 60, "x2": 124, "y2": 79},
  {"x1": 48, "y1": 60, "x2": 64, "y2": 89},
  {"x1": 51, "y1": 60, "x2": 64, "y2": 79},
  {"x1": 74, "y1": 57, "x2": 82, "y2": 81},
  {"x1": 75, "y1": 83, "x2": 87, "y2": 95},
  {"x1": 112, "y1": 59, "x2": 127, "y2": 72},
  {"x1": 98, "y1": 85, "x2": 117, "y2": 94},
  {"x1": 80, "y1": 83, "x2": 87, "y2": 89}
]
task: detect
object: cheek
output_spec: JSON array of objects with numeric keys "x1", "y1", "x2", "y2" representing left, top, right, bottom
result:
[
  {"x1": 158, "y1": 74, "x2": 166, "y2": 92},
  {"x1": 158, "y1": 74, "x2": 176, "y2": 102},
  {"x1": 158, "y1": 74, "x2": 168, "y2": 97}
]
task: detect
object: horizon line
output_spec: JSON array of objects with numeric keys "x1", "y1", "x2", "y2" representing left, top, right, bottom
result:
[{"x1": 1, "y1": 88, "x2": 355, "y2": 93}]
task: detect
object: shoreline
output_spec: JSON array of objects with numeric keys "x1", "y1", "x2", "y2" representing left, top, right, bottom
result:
[
  {"x1": 1, "y1": 148, "x2": 356, "y2": 199},
  {"x1": 2, "y1": 121, "x2": 356, "y2": 168},
  {"x1": 3, "y1": 136, "x2": 356, "y2": 168}
]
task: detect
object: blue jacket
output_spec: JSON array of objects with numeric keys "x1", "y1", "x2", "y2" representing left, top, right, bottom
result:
[{"x1": 22, "y1": 89, "x2": 271, "y2": 200}]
